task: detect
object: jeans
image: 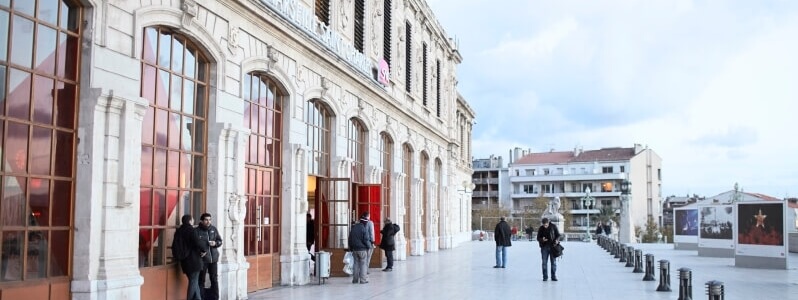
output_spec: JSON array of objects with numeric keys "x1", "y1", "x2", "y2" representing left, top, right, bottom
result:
[
  {"x1": 541, "y1": 246, "x2": 557, "y2": 279},
  {"x1": 352, "y1": 250, "x2": 369, "y2": 283},
  {"x1": 199, "y1": 262, "x2": 218, "y2": 298},
  {"x1": 495, "y1": 246, "x2": 508, "y2": 267},
  {"x1": 385, "y1": 250, "x2": 394, "y2": 269},
  {"x1": 186, "y1": 271, "x2": 202, "y2": 300}
]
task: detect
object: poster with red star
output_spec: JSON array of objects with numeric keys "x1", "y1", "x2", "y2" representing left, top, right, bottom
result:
[{"x1": 735, "y1": 202, "x2": 786, "y2": 258}]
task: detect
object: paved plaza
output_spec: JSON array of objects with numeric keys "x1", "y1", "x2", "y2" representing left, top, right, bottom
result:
[{"x1": 248, "y1": 240, "x2": 798, "y2": 299}]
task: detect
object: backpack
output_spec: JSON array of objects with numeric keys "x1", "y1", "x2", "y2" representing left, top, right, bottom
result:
[{"x1": 172, "y1": 231, "x2": 189, "y2": 261}]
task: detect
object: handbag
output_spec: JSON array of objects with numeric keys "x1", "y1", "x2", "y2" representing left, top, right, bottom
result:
[{"x1": 551, "y1": 243, "x2": 564, "y2": 258}]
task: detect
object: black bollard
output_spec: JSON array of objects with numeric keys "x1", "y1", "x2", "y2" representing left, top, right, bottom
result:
[
  {"x1": 625, "y1": 247, "x2": 635, "y2": 267},
  {"x1": 656, "y1": 260, "x2": 671, "y2": 292},
  {"x1": 678, "y1": 267, "x2": 693, "y2": 300},
  {"x1": 643, "y1": 254, "x2": 656, "y2": 281},
  {"x1": 705, "y1": 280, "x2": 724, "y2": 300},
  {"x1": 633, "y1": 249, "x2": 644, "y2": 273},
  {"x1": 619, "y1": 244, "x2": 627, "y2": 263}
]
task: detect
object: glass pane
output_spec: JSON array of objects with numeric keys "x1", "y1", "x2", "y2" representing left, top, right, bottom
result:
[
  {"x1": 7, "y1": 68, "x2": 31, "y2": 120},
  {"x1": 13, "y1": 0, "x2": 34, "y2": 16},
  {"x1": 261, "y1": 227, "x2": 270, "y2": 254},
  {"x1": 49, "y1": 230, "x2": 68, "y2": 276},
  {"x1": 54, "y1": 82, "x2": 76, "y2": 128},
  {"x1": 30, "y1": 126, "x2": 52, "y2": 175},
  {"x1": 156, "y1": 70, "x2": 169, "y2": 107},
  {"x1": 0, "y1": 65, "x2": 6, "y2": 116},
  {"x1": 181, "y1": 153, "x2": 191, "y2": 189},
  {"x1": 192, "y1": 119, "x2": 204, "y2": 152},
  {"x1": 53, "y1": 130, "x2": 75, "y2": 177},
  {"x1": 262, "y1": 171, "x2": 272, "y2": 195},
  {"x1": 6, "y1": 122, "x2": 29, "y2": 171},
  {"x1": 166, "y1": 151, "x2": 178, "y2": 187},
  {"x1": 153, "y1": 148, "x2": 166, "y2": 186},
  {"x1": 56, "y1": 33, "x2": 78, "y2": 80},
  {"x1": 26, "y1": 231, "x2": 48, "y2": 278},
  {"x1": 142, "y1": 27, "x2": 158, "y2": 64},
  {"x1": 38, "y1": 0, "x2": 60, "y2": 25},
  {"x1": 176, "y1": 191, "x2": 189, "y2": 224},
  {"x1": 154, "y1": 108, "x2": 167, "y2": 146},
  {"x1": 243, "y1": 227, "x2": 254, "y2": 256},
  {"x1": 138, "y1": 229, "x2": 151, "y2": 267},
  {"x1": 191, "y1": 156, "x2": 203, "y2": 189},
  {"x1": 35, "y1": 25, "x2": 57, "y2": 75},
  {"x1": 157, "y1": 31, "x2": 171, "y2": 68},
  {"x1": 197, "y1": 61, "x2": 207, "y2": 82},
  {"x1": 180, "y1": 115, "x2": 192, "y2": 152},
  {"x1": 1, "y1": 231, "x2": 24, "y2": 281},
  {"x1": 51, "y1": 180, "x2": 70, "y2": 226},
  {"x1": 191, "y1": 192, "x2": 202, "y2": 217},
  {"x1": 194, "y1": 84, "x2": 205, "y2": 117},
  {"x1": 163, "y1": 190, "x2": 177, "y2": 226},
  {"x1": 171, "y1": 38, "x2": 184, "y2": 73},
  {"x1": 154, "y1": 189, "x2": 165, "y2": 225},
  {"x1": 0, "y1": 0, "x2": 7, "y2": 7},
  {"x1": 33, "y1": 76, "x2": 55, "y2": 125},
  {"x1": 184, "y1": 48, "x2": 196, "y2": 79},
  {"x1": 140, "y1": 146, "x2": 152, "y2": 185},
  {"x1": 152, "y1": 229, "x2": 165, "y2": 266},
  {"x1": 10, "y1": 16, "x2": 34, "y2": 67},
  {"x1": 169, "y1": 75, "x2": 181, "y2": 111},
  {"x1": 60, "y1": 1, "x2": 79, "y2": 32},
  {"x1": 0, "y1": 11, "x2": 8, "y2": 62},
  {"x1": 29, "y1": 179, "x2": 51, "y2": 226},
  {"x1": 141, "y1": 65, "x2": 156, "y2": 104},
  {"x1": 182, "y1": 80, "x2": 194, "y2": 114},
  {"x1": 1, "y1": 175, "x2": 25, "y2": 226},
  {"x1": 167, "y1": 112, "x2": 179, "y2": 149},
  {"x1": 139, "y1": 188, "x2": 152, "y2": 226}
]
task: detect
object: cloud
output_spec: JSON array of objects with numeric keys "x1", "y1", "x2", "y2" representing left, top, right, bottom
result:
[
  {"x1": 482, "y1": 17, "x2": 579, "y2": 61},
  {"x1": 693, "y1": 127, "x2": 758, "y2": 148}
]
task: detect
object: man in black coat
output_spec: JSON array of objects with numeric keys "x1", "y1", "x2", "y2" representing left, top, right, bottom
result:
[
  {"x1": 537, "y1": 218, "x2": 561, "y2": 281},
  {"x1": 196, "y1": 213, "x2": 223, "y2": 300},
  {"x1": 493, "y1": 216, "x2": 512, "y2": 268},
  {"x1": 175, "y1": 214, "x2": 206, "y2": 300},
  {"x1": 379, "y1": 218, "x2": 400, "y2": 271}
]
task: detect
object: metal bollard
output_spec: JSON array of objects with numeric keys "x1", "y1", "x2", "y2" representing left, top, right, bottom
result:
[
  {"x1": 625, "y1": 247, "x2": 635, "y2": 267},
  {"x1": 614, "y1": 243, "x2": 622, "y2": 259},
  {"x1": 643, "y1": 254, "x2": 656, "y2": 281},
  {"x1": 656, "y1": 260, "x2": 672, "y2": 292},
  {"x1": 619, "y1": 244, "x2": 627, "y2": 263},
  {"x1": 633, "y1": 249, "x2": 644, "y2": 273},
  {"x1": 705, "y1": 280, "x2": 724, "y2": 300},
  {"x1": 678, "y1": 267, "x2": 693, "y2": 300}
]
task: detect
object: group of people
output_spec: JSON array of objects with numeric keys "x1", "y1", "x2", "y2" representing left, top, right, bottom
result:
[
  {"x1": 173, "y1": 213, "x2": 223, "y2": 300},
  {"x1": 347, "y1": 211, "x2": 402, "y2": 283},
  {"x1": 493, "y1": 217, "x2": 562, "y2": 281}
]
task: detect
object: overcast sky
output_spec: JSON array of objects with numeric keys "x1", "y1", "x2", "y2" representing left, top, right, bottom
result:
[{"x1": 427, "y1": 0, "x2": 798, "y2": 198}]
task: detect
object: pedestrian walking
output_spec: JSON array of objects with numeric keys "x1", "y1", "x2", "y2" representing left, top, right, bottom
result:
[
  {"x1": 493, "y1": 216, "x2": 512, "y2": 268},
  {"x1": 537, "y1": 218, "x2": 561, "y2": 281}
]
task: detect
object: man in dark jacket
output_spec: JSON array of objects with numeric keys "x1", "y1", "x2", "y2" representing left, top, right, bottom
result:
[
  {"x1": 175, "y1": 214, "x2": 205, "y2": 300},
  {"x1": 196, "y1": 213, "x2": 223, "y2": 299},
  {"x1": 493, "y1": 216, "x2": 512, "y2": 268},
  {"x1": 348, "y1": 217, "x2": 371, "y2": 284},
  {"x1": 537, "y1": 218, "x2": 561, "y2": 281},
  {"x1": 379, "y1": 218, "x2": 400, "y2": 272}
]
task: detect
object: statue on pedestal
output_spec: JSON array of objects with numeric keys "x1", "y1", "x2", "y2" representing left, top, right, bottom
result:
[{"x1": 542, "y1": 197, "x2": 565, "y2": 232}]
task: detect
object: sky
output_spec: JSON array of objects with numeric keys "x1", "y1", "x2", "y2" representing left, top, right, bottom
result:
[{"x1": 426, "y1": 0, "x2": 798, "y2": 199}]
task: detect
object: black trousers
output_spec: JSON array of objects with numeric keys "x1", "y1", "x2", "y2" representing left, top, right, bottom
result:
[
  {"x1": 199, "y1": 262, "x2": 218, "y2": 299},
  {"x1": 385, "y1": 250, "x2": 394, "y2": 269}
]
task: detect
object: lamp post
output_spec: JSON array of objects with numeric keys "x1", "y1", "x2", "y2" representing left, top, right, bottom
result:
[
  {"x1": 581, "y1": 187, "x2": 596, "y2": 242},
  {"x1": 619, "y1": 179, "x2": 632, "y2": 243}
]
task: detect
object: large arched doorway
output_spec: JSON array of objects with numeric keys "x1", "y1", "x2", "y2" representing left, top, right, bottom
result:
[
  {"x1": 378, "y1": 133, "x2": 393, "y2": 229},
  {"x1": 0, "y1": 1, "x2": 81, "y2": 298},
  {"x1": 138, "y1": 26, "x2": 209, "y2": 299},
  {"x1": 347, "y1": 118, "x2": 381, "y2": 268},
  {"x1": 242, "y1": 72, "x2": 284, "y2": 291}
]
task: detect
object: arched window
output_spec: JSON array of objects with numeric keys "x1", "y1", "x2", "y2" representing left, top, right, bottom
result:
[
  {"x1": 378, "y1": 132, "x2": 393, "y2": 218},
  {"x1": 305, "y1": 100, "x2": 332, "y2": 177},
  {"x1": 139, "y1": 26, "x2": 209, "y2": 267},
  {"x1": 401, "y1": 143, "x2": 412, "y2": 242},
  {"x1": 0, "y1": 0, "x2": 81, "y2": 281},
  {"x1": 347, "y1": 118, "x2": 366, "y2": 182},
  {"x1": 242, "y1": 72, "x2": 284, "y2": 256}
]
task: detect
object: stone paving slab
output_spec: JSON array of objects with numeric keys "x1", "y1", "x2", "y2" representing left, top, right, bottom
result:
[{"x1": 247, "y1": 240, "x2": 798, "y2": 300}]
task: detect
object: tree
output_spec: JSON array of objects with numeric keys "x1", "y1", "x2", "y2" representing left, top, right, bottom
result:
[
  {"x1": 639, "y1": 216, "x2": 661, "y2": 243},
  {"x1": 471, "y1": 206, "x2": 510, "y2": 231}
]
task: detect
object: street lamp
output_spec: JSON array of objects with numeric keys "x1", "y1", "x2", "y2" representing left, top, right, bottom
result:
[{"x1": 581, "y1": 187, "x2": 596, "y2": 241}]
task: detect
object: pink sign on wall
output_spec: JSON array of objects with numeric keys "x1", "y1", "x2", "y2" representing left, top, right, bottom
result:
[{"x1": 377, "y1": 59, "x2": 390, "y2": 86}]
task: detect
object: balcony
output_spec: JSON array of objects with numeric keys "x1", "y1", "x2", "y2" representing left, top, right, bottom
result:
[
  {"x1": 510, "y1": 172, "x2": 626, "y2": 183},
  {"x1": 510, "y1": 191, "x2": 622, "y2": 199},
  {"x1": 472, "y1": 178, "x2": 499, "y2": 184},
  {"x1": 472, "y1": 191, "x2": 499, "y2": 198}
]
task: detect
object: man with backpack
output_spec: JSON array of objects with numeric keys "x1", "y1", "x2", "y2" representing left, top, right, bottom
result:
[
  {"x1": 173, "y1": 214, "x2": 206, "y2": 300},
  {"x1": 536, "y1": 218, "x2": 561, "y2": 281}
]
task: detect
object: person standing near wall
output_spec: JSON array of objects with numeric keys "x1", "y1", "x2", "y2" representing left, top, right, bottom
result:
[
  {"x1": 493, "y1": 216, "x2": 512, "y2": 268},
  {"x1": 361, "y1": 212, "x2": 375, "y2": 273},
  {"x1": 196, "y1": 213, "x2": 223, "y2": 300},
  {"x1": 348, "y1": 217, "x2": 371, "y2": 284},
  {"x1": 379, "y1": 218, "x2": 400, "y2": 271},
  {"x1": 174, "y1": 214, "x2": 205, "y2": 300}
]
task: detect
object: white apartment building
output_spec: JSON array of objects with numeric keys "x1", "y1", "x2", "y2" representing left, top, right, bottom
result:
[
  {"x1": 0, "y1": 0, "x2": 475, "y2": 299},
  {"x1": 508, "y1": 144, "x2": 662, "y2": 237},
  {"x1": 471, "y1": 155, "x2": 511, "y2": 210}
]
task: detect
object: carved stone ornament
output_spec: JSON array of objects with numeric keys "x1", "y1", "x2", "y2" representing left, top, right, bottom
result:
[
  {"x1": 180, "y1": 0, "x2": 198, "y2": 29},
  {"x1": 227, "y1": 26, "x2": 240, "y2": 55},
  {"x1": 265, "y1": 45, "x2": 279, "y2": 71},
  {"x1": 321, "y1": 77, "x2": 331, "y2": 98}
]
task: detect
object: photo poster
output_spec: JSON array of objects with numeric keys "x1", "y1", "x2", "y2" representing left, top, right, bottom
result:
[
  {"x1": 735, "y1": 202, "x2": 786, "y2": 258},
  {"x1": 673, "y1": 207, "x2": 699, "y2": 244},
  {"x1": 698, "y1": 204, "x2": 735, "y2": 249}
]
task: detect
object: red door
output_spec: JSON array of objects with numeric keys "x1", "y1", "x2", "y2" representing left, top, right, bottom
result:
[{"x1": 354, "y1": 184, "x2": 382, "y2": 267}]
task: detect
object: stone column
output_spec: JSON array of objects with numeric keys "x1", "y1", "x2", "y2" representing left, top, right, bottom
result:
[
  {"x1": 620, "y1": 194, "x2": 634, "y2": 243},
  {"x1": 281, "y1": 143, "x2": 311, "y2": 286},
  {"x1": 410, "y1": 178, "x2": 424, "y2": 256},
  {"x1": 393, "y1": 172, "x2": 407, "y2": 261},
  {"x1": 72, "y1": 89, "x2": 147, "y2": 300}
]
